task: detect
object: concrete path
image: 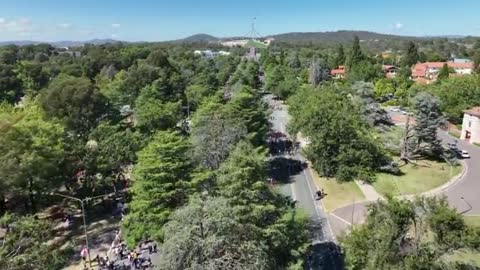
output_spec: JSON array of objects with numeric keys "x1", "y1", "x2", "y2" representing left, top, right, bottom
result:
[{"x1": 354, "y1": 180, "x2": 383, "y2": 201}]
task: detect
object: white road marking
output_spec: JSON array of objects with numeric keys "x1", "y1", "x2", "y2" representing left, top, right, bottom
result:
[
  {"x1": 290, "y1": 182, "x2": 297, "y2": 201},
  {"x1": 330, "y1": 212, "x2": 352, "y2": 226}
]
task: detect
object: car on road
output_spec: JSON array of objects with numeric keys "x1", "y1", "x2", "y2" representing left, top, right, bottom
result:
[
  {"x1": 456, "y1": 149, "x2": 471, "y2": 159},
  {"x1": 447, "y1": 142, "x2": 458, "y2": 150}
]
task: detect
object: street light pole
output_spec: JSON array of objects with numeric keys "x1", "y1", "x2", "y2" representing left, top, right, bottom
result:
[
  {"x1": 80, "y1": 200, "x2": 90, "y2": 268},
  {"x1": 460, "y1": 196, "x2": 472, "y2": 215},
  {"x1": 51, "y1": 193, "x2": 92, "y2": 268},
  {"x1": 52, "y1": 192, "x2": 113, "y2": 268}
]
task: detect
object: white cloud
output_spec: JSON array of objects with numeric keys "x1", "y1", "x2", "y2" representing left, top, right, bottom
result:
[
  {"x1": 0, "y1": 17, "x2": 32, "y2": 34},
  {"x1": 58, "y1": 23, "x2": 71, "y2": 29},
  {"x1": 111, "y1": 33, "x2": 118, "y2": 38},
  {"x1": 111, "y1": 23, "x2": 121, "y2": 28},
  {"x1": 394, "y1": 22, "x2": 404, "y2": 30}
]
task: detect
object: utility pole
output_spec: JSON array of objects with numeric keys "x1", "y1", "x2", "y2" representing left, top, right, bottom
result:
[
  {"x1": 351, "y1": 196, "x2": 355, "y2": 227},
  {"x1": 52, "y1": 192, "x2": 115, "y2": 269},
  {"x1": 460, "y1": 196, "x2": 472, "y2": 214}
]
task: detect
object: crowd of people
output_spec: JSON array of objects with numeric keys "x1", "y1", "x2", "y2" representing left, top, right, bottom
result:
[{"x1": 92, "y1": 230, "x2": 157, "y2": 270}]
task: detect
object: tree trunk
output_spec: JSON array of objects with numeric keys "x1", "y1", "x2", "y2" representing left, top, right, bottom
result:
[
  {"x1": 0, "y1": 193, "x2": 5, "y2": 215},
  {"x1": 28, "y1": 177, "x2": 35, "y2": 212}
]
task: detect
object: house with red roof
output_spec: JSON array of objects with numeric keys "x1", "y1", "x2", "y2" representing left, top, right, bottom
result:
[
  {"x1": 330, "y1": 65, "x2": 346, "y2": 79},
  {"x1": 411, "y1": 61, "x2": 473, "y2": 84}
]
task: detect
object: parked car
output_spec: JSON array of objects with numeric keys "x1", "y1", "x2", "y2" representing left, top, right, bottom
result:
[
  {"x1": 456, "y1": 149, "x2": 470, "y2": 159},
  {"x1": 390, "y1": 107, "x2": 400, "y2": 112},
  {"x1": 447, "y1": 143, "x2": 458, "y2": 150}
]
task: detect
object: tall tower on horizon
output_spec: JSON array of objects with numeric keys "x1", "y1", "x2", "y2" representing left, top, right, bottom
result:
[{"x1": 245, "y1": 17, "x2": 262, "y2": 40}]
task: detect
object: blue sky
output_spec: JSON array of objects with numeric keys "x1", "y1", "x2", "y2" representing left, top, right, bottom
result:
[{"x1": 0, "y1": 0, "x2": 479, "y2": 41}]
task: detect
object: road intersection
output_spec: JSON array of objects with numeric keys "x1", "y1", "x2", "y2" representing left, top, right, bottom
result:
[{"x1": 267, "y1": 98, "x2": 480, "y2": 243}]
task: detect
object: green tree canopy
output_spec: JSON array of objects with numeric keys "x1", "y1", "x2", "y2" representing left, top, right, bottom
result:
[
  {"x1": 190, "y1": 99, "x2": 247, "y2": 170},
  {"x1": 437, "y1": 63, "x2": 450, "y2": 81},
  {"x1": 0, "y1": 213, "x2": 71, "y2": 270},
  {"x1": 40, "y1": 74, "x2": 108, "y2": 136},
  {"x1": 341, "y1": 196, "x2": 480, "y2": 270},
  {"x1": 123, "y1": 131, "x2": 192, "y2": 245},
  {"x1": 289, "y1": 85, "x2": 388, "y2": 182},
  {"x1": 348, "y1": 36, "x2": 364, "y2": 68},
  {"x1": 134, "y1": 83, "x2": 183, "y2": 133},
  {"x1": 0, "y1": 100, "x2": 64, "y2": 209},
  {"x1": 159, "y1": 196, "x2": 269, "y2": 270},
  {"x1": 402, "y1": 41, "x2": 419, "y2": 67}
]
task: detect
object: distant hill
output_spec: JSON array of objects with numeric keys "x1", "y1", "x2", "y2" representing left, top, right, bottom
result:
[
  {"x1": 0, "y1": 30, "x2": 475, "y2": 48},
  {"x1": 0, "y1": 38, "x2": 122, "y2": 47},
  {"x1": 270, "y1": 31, "x2": 422, "y2": 43},
  {"x1": 179, "y1": 34, "x2": 219, "y2": 43},
  {"x1": 53, "y1": 39, "x2": 121, "y2": 47}
]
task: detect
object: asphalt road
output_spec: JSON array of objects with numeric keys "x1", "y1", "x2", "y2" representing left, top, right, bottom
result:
[
  {"x1": 439, "y1": 131, "x2": 480, "y2": 214},
  {"x1": 264, "y1": 94, "x2": 343, "y2": 269}
]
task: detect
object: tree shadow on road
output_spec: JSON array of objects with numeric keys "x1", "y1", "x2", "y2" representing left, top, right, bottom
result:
[
  {"x1": 306, "y1": 241, "x2": 345, "y2": 270},
  {"x1": 268, "y1": 156, "x2": 307, "y2": 184}
]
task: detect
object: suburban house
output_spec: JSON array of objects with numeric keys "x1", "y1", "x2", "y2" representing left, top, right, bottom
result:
[
  {"x1": 411, "y1": 61, "x2": 473, "y2": 83},
  {"x1": 331, "y1": 65, "x2": 346, "y2": 79},
  {"x1": 330, "y1": 65, "x2": 398, "y2": 79},
  {"x1": 383, "y1": 65, "x2": 399, "y2": 78},
  {"x1": 460, "y1": 107, "x2": 480, "y2": 144}
]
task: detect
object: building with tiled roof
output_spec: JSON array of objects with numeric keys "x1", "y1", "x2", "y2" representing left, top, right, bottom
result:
[
  {"x1": 330, "y1": 65, "x2": 346, "y2": 79},
  {"x1": 411, "y1": 61, "x2": 473, "y2": 83}
]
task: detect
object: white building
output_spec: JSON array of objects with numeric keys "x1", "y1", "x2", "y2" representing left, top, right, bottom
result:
[
  {"x1": 194, "y1": 50, "x2": 230, "y2": 57},
  {"x1": 460, "y1": 107, "x2": 480, "y2": 144},
  {"x1": 221, "y1": 39, "x2": 249, "y2": 47}
]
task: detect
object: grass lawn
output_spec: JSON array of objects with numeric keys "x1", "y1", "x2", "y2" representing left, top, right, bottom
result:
[
  {"x1": 246, "y1": 39, "x2": 268, "y2": 49},
  {"x1": 373, "y1": 160, "x2": 462, "y2": 196},
  {"x1": 309, "y1": 168, "x2": 365, "y2": 212},
  {"x1": 448, "y1": 130, "x2": 461, "y2": 139},
  {"x1": 447, "y1": 250, "x2": 480, "y2": 267},
  {"x1": 464, "y1": 215, "x2": 480, "y2": 228}
]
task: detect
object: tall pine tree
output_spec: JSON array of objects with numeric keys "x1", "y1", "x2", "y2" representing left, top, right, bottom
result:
[
  {"x1": 402, "y1": 41, "x2": 419, "y2": 67},
  {"x1": 437, "y1": 63, "x2": 450, "y2": 81},
  {"x1": 348, "y1": 36, "x2": 363, "y2": 68},
  {"x1": 123, "y1": 131, "x2": 192, "y2": 245},
  {"x1": 335, "y1": 44, "x2": 346, "y2": 67}
]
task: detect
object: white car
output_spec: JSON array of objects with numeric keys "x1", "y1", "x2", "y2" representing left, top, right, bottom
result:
[
  {"x1": 457, "y1": 150, "x2": 470, "y2": 159},
  {"x1": 390, "y1": 107, "x2": 400, "y2": 112}
]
